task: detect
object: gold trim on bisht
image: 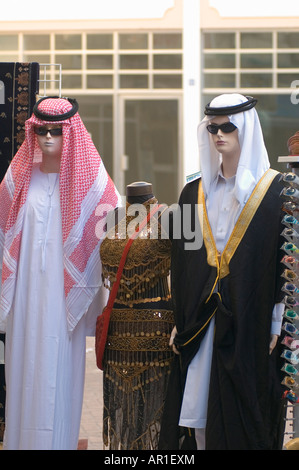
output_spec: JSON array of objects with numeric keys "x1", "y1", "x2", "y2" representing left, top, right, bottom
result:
[{"x1": 197, "y1": 168, "x2": 279, "y2": 280}]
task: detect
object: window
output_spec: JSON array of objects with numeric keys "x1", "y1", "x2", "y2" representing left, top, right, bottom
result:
[
  {"x1": 278, "y1": 53, "x2": 299, "y2": 69},
  {"x1": 204, "y1": 32, "x2": 235, "y2": 49},
  {"x1": 62, "y1": 75, "x2": 82, "y2": 89},
  {"x1": 153, "y1": 54, "x2": 182, "y2": 69},
  {"x1": 240, "y1": 73, "x2": 272, "y2": 88},
  {"x1": 153, "y1": 33, "x2": 182, "y2": 49},
  {"x1": 87, "y1": 34, "x2": 113, "y2": 49},
  {"x1": 278, "y1": 73, "x2": 299, "y2": 88},
  {"x1": 24, "y1": 54, "x2": 51, "y2": 63},
  {"x1": 0, "y1": 35, "x2": 18, "y2": 50},
  {"x1": 120, "y1": 54, "x2": 148, "y2": 69},
  {"x1": 119, "y1": 75, "x2": 148, "y2": 89},
  {"x1": 76, "y1": 96, "x2": 113, "y2": 176},
  {"x1": 54, "y1": 54, "x2": 82, "y2": 70},
  {"x1": 87, "y1": 75, "x2": 113, "y2": 89},
  {"x1": 87, "y1": 55, "x2": 113, "y2": 70},
  {"x1": 204, "y1": 53, "x2": 235, "y2": 69},
  {"x1": 278, "y1": 32, "x2": 299, "y2": 48},
  {"x1": 203, "y1": 31, "x2": 299, "y2": 91},
  {"x1": 6, "y1": 32, "x2": 182, "y2": 92},
  {"x1": 240, "y1": 32, "x2": 272, "y2": 48},
  {"x1": 153, "y1": 74, "x2": 182, "y2": 89},
  {"x1": 241, "y1": 53, "x2": 272, "y2": 69},
  {"x1": 203, "y1": 31, "x2": 299, "y2": 175},
  {"x1": 55, "y1": 34, "x2": 81, "y2": 50},
  {"x1": 119, "y1": 34, "x2": 148, "y2": 49},
  {"x1": 204, "y1": 73, "x2": 235, "y2": 88},
  {"x1": 24, "y1": 35, "x2": 50, "y2": 50}
]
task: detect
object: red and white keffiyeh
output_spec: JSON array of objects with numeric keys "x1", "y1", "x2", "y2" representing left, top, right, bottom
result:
[{"x1": 0, "y1": 97, "x2": 120, "y2": 331}]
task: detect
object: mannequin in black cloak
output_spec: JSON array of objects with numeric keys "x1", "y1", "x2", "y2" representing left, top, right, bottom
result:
[
  {"x1": 159, "y1": 94, "x2": 286, "y2": 450},
  {"x1": 100, "y1": 181, "x2": 174, "y2": 449}
]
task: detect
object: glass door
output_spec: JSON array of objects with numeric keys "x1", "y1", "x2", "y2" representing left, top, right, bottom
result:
[{"x1": 119, "y1": 97, "x2": 181, "y2": 206}]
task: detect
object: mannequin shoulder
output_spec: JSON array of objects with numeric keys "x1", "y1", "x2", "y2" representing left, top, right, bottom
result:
[{"x1": 179, "y1": 175, "x2": 201, "y2": 204}]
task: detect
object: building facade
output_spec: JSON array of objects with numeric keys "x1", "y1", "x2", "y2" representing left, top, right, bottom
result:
[{"x1": 0, "y1": 0, "x2": 299, "y2": 204}]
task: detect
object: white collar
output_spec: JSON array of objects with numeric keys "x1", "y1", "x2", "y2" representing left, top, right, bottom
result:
[{"x1": 214, "y1": 165, "x2": 236, "y2": 186}]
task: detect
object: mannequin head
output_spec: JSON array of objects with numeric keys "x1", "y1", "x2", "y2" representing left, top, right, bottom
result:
[
  {"x1": 197, "y1": 93, "x2": 270, "y2": 204},
  {"x1": 31, "y1": 96, "x2": 79, "y2": 174},
  {"x1": 35, "y1": 124, "x2": 63, "y2": 173},
  {"x1": 126, "y1": 181, "x2": 154, "y2": 204},
  {"x1": 207, "y1": 114, "x2": 241, "y2": 177}
]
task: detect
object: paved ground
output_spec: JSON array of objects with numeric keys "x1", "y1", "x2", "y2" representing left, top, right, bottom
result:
[
  {"x1": 0, "y1": 335, "x2": 295, "y2": 451},
  {"x1": 79, "y1": 336, "x2": 104, "y2": 450},
  {"x1": 79, "y1": 339, "x2": 295, "y2": 451}
]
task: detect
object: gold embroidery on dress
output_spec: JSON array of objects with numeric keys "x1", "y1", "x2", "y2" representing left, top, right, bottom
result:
[
  {"x1": 105, "y1": 307, "x2": 174, "y2": 392},
  {"x1": 101, "y1": 199, "x2": 174, "y2": 450},
  {"x1": 100, "y1": 198, "x2": 171, "y2": 306}
]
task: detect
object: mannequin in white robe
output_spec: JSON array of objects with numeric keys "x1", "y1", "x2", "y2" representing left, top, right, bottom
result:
[
  {"x1": 0, "y1": 97, "x2": 118, "y2": 450},
  {"x1": 3, "y1": 165, "x2": 93, "y2": 449}
]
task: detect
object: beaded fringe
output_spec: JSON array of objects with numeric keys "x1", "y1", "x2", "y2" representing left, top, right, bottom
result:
[{"x1": 103, "y1": 357, "x2": 173, "y2": 450}]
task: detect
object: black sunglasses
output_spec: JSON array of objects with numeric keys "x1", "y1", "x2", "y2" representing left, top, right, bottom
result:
[
  {"x1": 206, "y1": 122, "x2": 237, "y2": 134},
  {"x1": 34, "y1": 126, "x2": 63, "y2": 136}
]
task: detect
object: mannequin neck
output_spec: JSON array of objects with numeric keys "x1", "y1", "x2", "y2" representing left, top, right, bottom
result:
[
  {"x1": 40, "y1": 154, "x2": 61, "y2": 173},
  {"x1": 221, "y1": 151, "x2": 240, "y2": 178},
  {"x1": 126, "y1": 182, "x2": 154, "y2": 204}
]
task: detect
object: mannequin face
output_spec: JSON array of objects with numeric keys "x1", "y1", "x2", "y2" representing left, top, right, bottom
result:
[
  {"x1": 209, "y1": 115, "x2": 240, "y2": 158},
  {"x1": 36, "y1": 124, "x2": 63, "y2": 160}
]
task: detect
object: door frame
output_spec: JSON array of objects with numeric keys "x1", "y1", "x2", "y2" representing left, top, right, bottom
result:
[{"x1": 113, "y1": 92, "x2": 183, "y2": 200}]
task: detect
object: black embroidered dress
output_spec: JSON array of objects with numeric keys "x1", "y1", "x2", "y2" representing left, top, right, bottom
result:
[{"x1": 100, "y1": 199, "x2": 174, "y2": 449}]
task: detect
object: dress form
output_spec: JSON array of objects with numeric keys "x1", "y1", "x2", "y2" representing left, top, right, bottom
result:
[
  {"x1": 126, "y1": 181, "x2": 154, "y2": 204},
  {"x1": 100, "y1": 181, "x2": 174, "y2": 450}
]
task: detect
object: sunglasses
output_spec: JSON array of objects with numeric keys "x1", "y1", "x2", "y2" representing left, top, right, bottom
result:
[
  {"x1": 282, "y1": 255, "x2": 299, "y2": 270},
  {"x1": 283, "y1": 214, "x2": 299, "y2": 228},
  {"x1": 282, "y1": 335, "x2": 299, "y2": 351},
  {"x1": 34, "y1": 127, "x2": 62, "y2": 136},
  {"x1": 281, "y1": 362, "x2": 299, "y2": 376},
  {"x1": 281, "y1": 172, "x2": 299, "y2": 188},
  {"x1": 281, "y1": 241, "x2": 299, "y2": 255},
  {"x1": 282, "y1": 269, "x2": 298, "y2": 282},
  {"x1": 283, "y1": 321, "x2": 299, "y2": 337},
  {"x1": 282, "y1": 201, "x2": 298, "y2": 214},
  {"x1": 206, "y1": 122, "x2": 237, "y2": 134},
  {"x1": 281, "y1": 228, "x2": 299, "y2": 244},
  {"x1": 284, "y1": 308, "x2": 299, "y2": 322},
  {"x1": 283, "y1": 390, "x2": 299, "y2": 404},
  {"x1": 281, "y1": 375, "x2": 299, "y2": 389},
  {"x1": 281, "y1": 349, "x2": 299, "y2": 365},
  {"x1": 281, "y1": 186, "x2": 299, "y2": 202},
  {"x1": 282, "y1": 282, "x2": 299, "y2": 296},
  {"x1": 283, "y1": 295, "x2": 299, "y2": 308}
]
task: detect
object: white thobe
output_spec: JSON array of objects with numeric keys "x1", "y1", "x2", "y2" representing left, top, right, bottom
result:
[
  {"x1": 3, "y1": 164, "x2": 102, "y2": 450},
  {"x1": 179, "y1": 170, "x2": 284, "y2": 433}
]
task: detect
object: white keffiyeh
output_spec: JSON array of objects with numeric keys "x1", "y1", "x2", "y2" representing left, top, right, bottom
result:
[{"x1": 197, "y1": 93, "x2": 270, "y2": 207}]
